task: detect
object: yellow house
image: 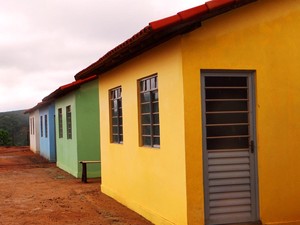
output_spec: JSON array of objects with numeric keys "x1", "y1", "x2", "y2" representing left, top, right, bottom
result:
[{"x1": 75, "y1": 0, "x2": 300, "y2": 224}]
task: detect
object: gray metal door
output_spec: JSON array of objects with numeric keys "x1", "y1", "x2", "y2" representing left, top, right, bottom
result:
[{"x1": 201, "y1": 71, "x2": 259, "y2": 225}]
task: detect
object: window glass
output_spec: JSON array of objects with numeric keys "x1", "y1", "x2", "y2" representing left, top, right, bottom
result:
[
  {"x1": 40, "y1": 116, "x2": 43, "y2": 137},
  {"x1": 139, "y1": 75, "x2": 160, "y2": 148},
  {"x1": 66, "y1": 106, "x2": 72, "y2": 139},
  {"x1": 110, "y1": 87, "x2": 123, "y2": 144},
  {"x1": 45, "y1": 115, "x2": 48, "y2": 138},
  {"x1": 58, "y1": 108, "x2": 63, "y2": 138}
]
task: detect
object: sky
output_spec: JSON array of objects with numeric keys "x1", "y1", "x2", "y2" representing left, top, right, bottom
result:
[{"x1": 0, "y1": 0, "x2": 206, "y2": 112}]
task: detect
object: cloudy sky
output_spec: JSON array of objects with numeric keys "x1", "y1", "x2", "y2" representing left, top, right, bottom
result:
[{"x1": 0, "y1": 0, "x2": 206, "y2": 112}]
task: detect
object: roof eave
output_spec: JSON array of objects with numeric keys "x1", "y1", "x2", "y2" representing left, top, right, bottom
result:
[{"x1": 74, "y1": 0, "x2": 257, "y2": 80}]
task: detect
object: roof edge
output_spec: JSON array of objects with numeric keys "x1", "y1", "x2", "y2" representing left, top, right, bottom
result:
[{"x1": 75, "y1": 0, "x2": 258, "y2": 80}]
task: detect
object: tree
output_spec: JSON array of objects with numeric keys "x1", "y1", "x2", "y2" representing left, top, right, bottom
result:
[{"x1": 0, "y1": 129, "x2": 11, "y2": 146}]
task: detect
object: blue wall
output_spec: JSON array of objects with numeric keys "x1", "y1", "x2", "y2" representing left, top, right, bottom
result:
[{"x1": 39, "y1": 103, "x2": 56, "y2": 162}]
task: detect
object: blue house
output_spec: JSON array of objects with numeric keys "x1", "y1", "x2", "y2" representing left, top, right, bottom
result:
[
  {"x1": 26, "y1": 100, "x2": 56, "y2": 162},
  {"x1": 39, "y1": 102, "x2": 56, "y2": 162}
]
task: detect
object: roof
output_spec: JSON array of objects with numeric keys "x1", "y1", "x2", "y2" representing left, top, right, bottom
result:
[
  {"x1": 75, "y1": 0, "x2": 257, "y2": 80},
  {"x1": 42, "y1": 75, "x2": 97, "y2": 102},
  {"x1": 24, "y1": 100, "x2": 53, "y2": 114},
  {"x1": 25, "y1": 75, "x2": 97, "y2": 114}
]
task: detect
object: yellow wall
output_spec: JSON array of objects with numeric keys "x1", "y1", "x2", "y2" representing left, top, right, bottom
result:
[
  {"x1": 99, "y1": 38, "x2": 188, "y2": 225},
  {"x1": 182, "y1": 0, "x2": 300, "y2": 224}
]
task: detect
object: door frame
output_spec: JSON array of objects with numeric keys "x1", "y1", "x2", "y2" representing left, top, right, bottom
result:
[{"x1": 200, "y1": 69, "x2": 260, "y2": 224}]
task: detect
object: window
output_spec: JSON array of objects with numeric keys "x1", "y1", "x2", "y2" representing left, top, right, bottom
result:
[
  {"x1": 139, "y1": 75, "x2": 160, "y2": 148},
  {"x1": 44, "y1": 115, "x2": 48, "y2": 138},
  {"x1": 66, "y1": 105, "x2": 72, "y2": 139},
  {"x1": 40, "y1": 116, "x2": 43, "y2": 137},
  {"x1": 32, "y1": 118, "x2": 34, "y2": 135},
  {"x1": 110, "y1": 87, "x2": 123, "y2": 143},
  {"x1": 58, "y1": 108, "x2": 63, "y2": 138},
  {"x1": 30, "y1": 117, "x2": 34, "y2": 135}
]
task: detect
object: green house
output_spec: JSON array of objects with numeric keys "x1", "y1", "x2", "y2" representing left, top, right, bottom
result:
[{"x1": 43, "y1": 76, "x2": 100, "y2": 178}]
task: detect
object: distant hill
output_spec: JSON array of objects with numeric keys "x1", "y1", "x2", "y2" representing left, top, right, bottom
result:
[{"x1": 0, "y1": 110, "x2": 29, "y2": 146}]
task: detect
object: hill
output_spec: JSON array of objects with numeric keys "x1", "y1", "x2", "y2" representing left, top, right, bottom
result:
[{"x1": 0, "y1": 110, "x2": 29, "y2": 146}]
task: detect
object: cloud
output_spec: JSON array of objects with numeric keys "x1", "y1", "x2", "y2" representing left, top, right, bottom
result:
[{"x1": 0, "y1": 0, "x2": 205, "y2": 112}]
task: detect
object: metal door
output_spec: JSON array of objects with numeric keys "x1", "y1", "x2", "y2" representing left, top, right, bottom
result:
[{"x1": 201, "y1": 71, "x2": 259, "y2": 225}]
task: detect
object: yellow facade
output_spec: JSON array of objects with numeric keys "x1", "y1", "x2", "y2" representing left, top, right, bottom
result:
[
  {"x1": 99, "y1": 38, "x2": 188, "y2": 225},
  {"x1": 99, "y1": 0, "x2": 300, "y2": 224},
  {"x1": 182, "y1": 0, "x2": 300, "y2": 224}
]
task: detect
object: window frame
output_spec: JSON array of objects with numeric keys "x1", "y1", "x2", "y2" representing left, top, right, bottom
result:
[
  {"x1": 66, "y1": 105, "x2": 72, "y2": 139},
  {"x1": 109, "y1": 86, "x2": 123, "y2": 144},
  {"x1": 40, "y1": 116, "x2": 43, "y2": 137},
  {"x1": 44, "y1": 115, "x2": 48, "y2": 138},
  {"x1": 58, "y1": 108, "x2": 63, "y2": 138},
  {"x1": 30, "y1": 117, "x2": 35, "y2": 135},
  {"x1": 139, "y1": 74, "x2": 160, "y2": 148}
]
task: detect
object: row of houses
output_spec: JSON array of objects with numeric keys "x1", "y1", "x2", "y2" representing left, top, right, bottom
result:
[
  {"x1": 26, "y1": 75, "x2": 100, "y2": 178},
  {"x1": 26, "y1": 0, "x2": 300, "y2": 225}
]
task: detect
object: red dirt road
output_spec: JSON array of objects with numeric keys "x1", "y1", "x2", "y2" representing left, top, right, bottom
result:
[{"x1": 0, "y1": 146, "x2": 153, "y2": 225}]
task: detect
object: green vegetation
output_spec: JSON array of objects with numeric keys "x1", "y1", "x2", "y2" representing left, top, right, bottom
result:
[
  {"x1": 0, "y1": 110, "x2": 29, "y2": 146},
  {"x1": 0, "y1": 129, "x2": 11, "y2": 146}
]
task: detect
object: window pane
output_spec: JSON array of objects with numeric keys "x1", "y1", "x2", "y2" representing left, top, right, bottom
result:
[
  {"x1": 152, "y1": 102, "x2": 159, "y2": 113},
  {"x1": 206, "y1": 112, "x2": 248, "y2": 124},
  {"x1": 153, "y1": 137, "x2": 160, "y2": 146},
  {"x1": 113, "y1": 135, "x2": 118, "y2": 143},
  {"x1": 146, "y1": 79, "x2": 151, "y2": 91},
  {"x1": 207, "y1": 137, "x2": 249, "y2": 150},
  {"x1": 142, "y1": 114, "x2": 151, "y2": 124},
  {"x1": 143, "y1": 136, "x2": 151, "y2": 146},
  {"x1": 153, "y1": 114, "x2": 159, "y2": 124},
  {"x1": 140, "y1": 80, "x2": 145, "y2": 91},
  {"x1": 206, "y1": 89, "x2": 248, "y2": 99},
  {"x1": 141, "y1": 92, "x2": 150, "y2": 103},
  {"x1": 207, "y1": 125, "x2": 248, "y2": 137},
  {"x1": 153, "y1": 125, "x2": 160, "y2": 135},
  {"x1": 206, "y1": 100, "x2": 248, "y2": 112},
  {"x1": 112, "y1": 126, "x2": 118, "y2": 134},
  {"x1": 152, "y1": 91, "x2": 159, "y2": 101},
  {"x1": 205, "y1": 76, "x2": 247, "y2": 87},
  {"x1": 141, "y1": 103, "x2": 150, "y2": 113},
  {"x1": 142, "y1": 125, "x2": 151, "y2": 135},
  {"x1": 112, "y1": 117, "x2": 118, "y2": 125},
  {"x1": 152, "y1": 77, "x2": 158, "y2": 89}
]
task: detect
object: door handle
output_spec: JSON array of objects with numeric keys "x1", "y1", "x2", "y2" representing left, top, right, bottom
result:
[{"x1": 250, "y1": 140, "x2": 255, "y2": 153}]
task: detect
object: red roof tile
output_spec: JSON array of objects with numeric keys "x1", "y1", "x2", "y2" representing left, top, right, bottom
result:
[
  {"x1": 26, "y1": 75, "x2": 97, "y2": 113},
  {"x1": 75, "y1": 0, "x2": 257, "y2": 80},
  {"x1": 149, "y1": 15, "x2": 181, "y2": 31},
  {"x1": 178, "y1": 4, "x2": 209, "y2": 21},
  {"x1": 43, "y1": 75, "x2": 97, "y2": 102},
  {"x1": 206, "y1": 0, "x2": 235, "y2": 11}
]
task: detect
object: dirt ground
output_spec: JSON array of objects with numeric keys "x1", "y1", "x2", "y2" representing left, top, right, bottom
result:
[{"x1": 0, "y1": 146, "x2": 153, "y2": 225}]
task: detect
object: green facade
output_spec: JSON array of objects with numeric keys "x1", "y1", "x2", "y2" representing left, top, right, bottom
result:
[{"x1": 55, "y1": 79, "x2": 100, "y2": 178}]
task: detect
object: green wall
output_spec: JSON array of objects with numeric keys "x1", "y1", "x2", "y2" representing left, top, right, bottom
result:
[
  {"x1": 55, "y1": 93, "x2": 78, "y2": 177},
  {"x1": 76, "y1": 79, "x2": 101, "y2": 177},
  {"x1": 55, "y1": 79, "x2": 100, "y2": 178}
]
